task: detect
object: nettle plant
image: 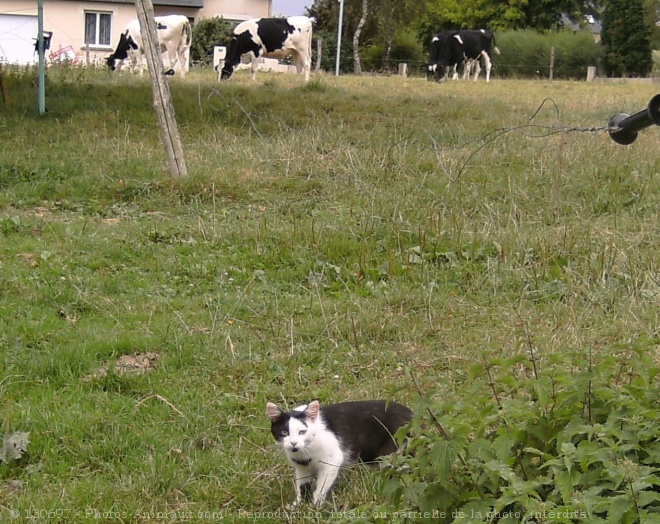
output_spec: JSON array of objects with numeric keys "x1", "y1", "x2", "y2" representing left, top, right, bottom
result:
[{"x1": 380, "y1": 337, "x2": 660, "y2": 523}]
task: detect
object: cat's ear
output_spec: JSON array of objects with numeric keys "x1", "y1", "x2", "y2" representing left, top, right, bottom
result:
[
  {"x1": 305, "y1": 400, "x2": 320, "y2": 423},
  {"x1": 266, "y1": 402, "x2": 283, "y2": 422}
]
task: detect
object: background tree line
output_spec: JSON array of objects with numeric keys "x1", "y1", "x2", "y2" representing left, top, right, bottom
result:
[
  {"x1": 190, "y1": 0, "x2": 660, "y2": 78},
  {"x1": 306, "y1": 0, "x2": 659, "y2": 77}
]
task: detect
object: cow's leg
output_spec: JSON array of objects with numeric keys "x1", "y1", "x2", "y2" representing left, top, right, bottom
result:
[
  {"x1": 480, "y1": 51, "x2": 492, "y2": 82},
  {"x1": 462, "y1": 60, "x2": 473, "y2": 80},
  {"x1": 451, "y1": 61, "x2": 460, "y2": 80},
  {"x1": 169, "y1": 51, "x2": 180, "y2": 76},
  {"x1": 251, "y1": 55, "x2": 259, "y2": 81},
  {"x1": 136, "y1": 54, "x2": 145, "y2": 76},
  {"x1": 291, "y1": 50, "x2": 311, "y2": 81},
  {"x1": 216, "y1": 60, "x2": 225, "y2": 82},
  {"x1": 177, "y1": 49, "x2": 186, "y2": 77},
  {"x1": 291, "y1": 51, "x2": 303, "y2": 75},
  {"x1": 472, "y1": 58, "x2": 482, "y2": 81},
  {"x1": 300, "y1": 52, "x2": 311, "y2": 82},
  {"x1": 179, "y1": 45, "x2": 190, "y2": 78},
  {"x1": 162, "y1": 43, "x2": 178, "y2": 77}
]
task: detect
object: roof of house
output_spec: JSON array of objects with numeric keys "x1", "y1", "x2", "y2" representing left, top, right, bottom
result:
[
  {"x1": 75, "y1": 0, "x2": 204, "y2": 7},
  {"x1": 562, "y1": 13, "x2": 601, "y2": 34}
]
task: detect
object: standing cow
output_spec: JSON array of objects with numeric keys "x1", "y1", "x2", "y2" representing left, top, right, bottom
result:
[
  {"x1": 106, "y1": 14, "x2": 191, "y2": 78},
  {"x1": 218, "y1": 16, "x2": 314, "y2": 82},
  {"x1": 428, "y1": 29, "x2": 500, "y2": 83}
]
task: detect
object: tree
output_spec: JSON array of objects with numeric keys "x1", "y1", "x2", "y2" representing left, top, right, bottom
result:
[
  {"x1": 374, "y1": 0, "x2": 426, "y2": 70},
  {"x1": 353, "y1": 0, "x2": 369, "y2": 74},
  {"x1": 308, "y1": 0, "x2": 421, "y2": 72},
  {"x1": 642, "y1": 0, "x2": 660, "y2": 48},
  {"x1": 190, "y1": 17, "x2": 233, "y2": 66},
  {"x1": 417, "y1": 0, "x2": 602, "y2": 46},
  {"x1": 308, "y1": 0, "x2": 366, "y2": 72},
  {"x1": 601, "y1": 0, "x2": 653, "y2": 76}
]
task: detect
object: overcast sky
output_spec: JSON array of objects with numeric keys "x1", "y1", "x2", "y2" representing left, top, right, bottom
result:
[{"x1": 272, "y1": 0, "x2": 310, "y2": 16}]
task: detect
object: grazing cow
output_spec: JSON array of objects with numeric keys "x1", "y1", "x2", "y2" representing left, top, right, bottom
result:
[
  {"x1": 428, "y1": 29, "x2": 500, "y2": 83},
  {"x1": 106, "y1": 14, "x2": 191, "y2": 78},
  {"x1": 218, "y1": 16, "x2": 314, "y2": 82}
]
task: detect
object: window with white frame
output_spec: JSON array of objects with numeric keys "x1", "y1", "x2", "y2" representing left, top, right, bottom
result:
[{"x1": 84, "y1": 11, "x2": 112, "y2": 47}]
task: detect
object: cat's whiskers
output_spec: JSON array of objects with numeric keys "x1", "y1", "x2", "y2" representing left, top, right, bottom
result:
[{"x1": 315, "y1": 459, "x2": 341, "y2": 468}]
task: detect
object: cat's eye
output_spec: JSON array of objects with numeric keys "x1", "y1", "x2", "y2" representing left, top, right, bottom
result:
[
  {"x1": 298, "y1": 430, "x2": 307, "y2": 435},
  {"x1": 280, "y1": 429, "x2": 289, "y2": 436}
]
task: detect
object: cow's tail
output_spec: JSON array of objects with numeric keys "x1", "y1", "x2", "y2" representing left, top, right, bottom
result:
[
  {"x1": 181, "y1": 19, "x2": 192, "y2": 54},
  {"x1": 180, "y1": 18, "x2": 192, "y2": 72},
  {"x1": 491, "y1": 33, "x2": 501, "y2": 55},
  {"x1": 307, "y1": 17, "x2": 314, "y2": 69}
]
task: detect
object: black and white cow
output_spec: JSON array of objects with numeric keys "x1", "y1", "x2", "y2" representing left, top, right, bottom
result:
[
  {"x1": 428, "y1": 29, "x2": 500, "y2": 83},
  {"x1": 218, "y1": 16, "x2": 314, "y2": 82},
  {"x1": 106, "y1": 14, "x2": 191, "y2": 78}
]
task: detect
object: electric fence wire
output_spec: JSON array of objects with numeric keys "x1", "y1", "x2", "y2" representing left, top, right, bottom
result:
[{"x1": 427, "y1": 97, "x2": 624, "y2": 183}]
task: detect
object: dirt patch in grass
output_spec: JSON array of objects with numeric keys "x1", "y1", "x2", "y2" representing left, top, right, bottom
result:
[{"x1": 84, "y1": 352, "x2": 159, "y2": 381}]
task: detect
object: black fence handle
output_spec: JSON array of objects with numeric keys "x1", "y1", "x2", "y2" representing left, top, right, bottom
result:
[{"x1": 608, "y1": 94, "x2": 660, "y2": 145}]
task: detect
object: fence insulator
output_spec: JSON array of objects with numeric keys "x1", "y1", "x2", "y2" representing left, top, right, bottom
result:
[{"x1": 608, "y1": 94, "x2": 660, "y2": 145}]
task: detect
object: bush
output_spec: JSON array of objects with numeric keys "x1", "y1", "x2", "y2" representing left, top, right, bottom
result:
[
  {"x1": 360, "y1": 31, "x2": 424, "y2": 74},
  {"x1": 190, "y1": 17, "x2": 233, "y2": 66},
  {"x1": 314, "y1": 29, "x2": 354, "y2": 73},
  {"x1": 372, "y1": 337, "x2": 660, "y2": 523},
  {"x1": 494, "y1": 30, "x2": 601, "y2": 79}
]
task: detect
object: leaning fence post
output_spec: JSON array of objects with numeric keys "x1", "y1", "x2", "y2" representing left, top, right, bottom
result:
[{"x1": 134, "y1": 0, "x2": 187, "y2": 177}]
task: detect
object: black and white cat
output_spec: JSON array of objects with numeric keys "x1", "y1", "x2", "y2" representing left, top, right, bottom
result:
[{"x1": 266, "y1": 399, "x2": 413, "y2": 506}]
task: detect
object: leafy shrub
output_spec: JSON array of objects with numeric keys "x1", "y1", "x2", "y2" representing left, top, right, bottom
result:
[
  {"x1": 190, "y1": 17, "x2": 233, "y2": 66},
  {"x1": 495, "y1": 30, "x2": 601, "y2": 79},
  {"x1": 361, "y1": 44, "x2": 387, "y2": 72},
  {"x1": 375, "y1": 337, "x2": 660, "y2": 523},
  {"x1": 361, "y1": 30, "x2": 424, "y2": 73},
  {"x1": 314, "y1": 29, "x2": 354, "y2": 73}
]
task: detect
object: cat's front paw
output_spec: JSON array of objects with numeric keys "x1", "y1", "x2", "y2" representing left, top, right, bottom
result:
[
  {"x1": 285, "y1": 501, "x2": 302, "y2": 512},
  {"x1": 311, "y1": 496, "x2": 328, "y2": 508}
]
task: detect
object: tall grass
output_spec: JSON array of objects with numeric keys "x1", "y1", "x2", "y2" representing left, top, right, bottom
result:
[{"x1": 1, "y1": 67, "x2": 659, "y2": 522}]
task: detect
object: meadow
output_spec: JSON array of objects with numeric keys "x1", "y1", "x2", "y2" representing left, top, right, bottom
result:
[{"x1": 0, "y1": 67, "x2": 659, "y2": 523}]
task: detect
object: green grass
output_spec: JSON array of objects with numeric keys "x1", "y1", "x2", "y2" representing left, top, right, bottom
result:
[{"x1": 1, "y1": 66, "x2": 659, "y2": 522}]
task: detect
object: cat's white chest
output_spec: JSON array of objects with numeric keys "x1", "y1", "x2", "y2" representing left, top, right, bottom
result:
[{"x1": 286, "y1": 424, "x2": 346, "y2": 470}]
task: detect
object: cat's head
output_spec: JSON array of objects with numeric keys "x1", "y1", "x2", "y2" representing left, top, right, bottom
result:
[{"x1": 266, "y1": 400, "x2": 320, "y2": 454}]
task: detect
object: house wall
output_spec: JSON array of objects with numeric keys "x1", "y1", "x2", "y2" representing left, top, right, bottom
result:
[
  {"x1": 1, "y1": 0, "x2": 271, "y2": 66},
  {"x1": 198, "y1": 0, "x2": 271, "y2": 22}
]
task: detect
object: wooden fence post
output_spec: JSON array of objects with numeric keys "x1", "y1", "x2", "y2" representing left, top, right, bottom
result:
[
  {"x1": 135, "y1": 0, "x2": 187, "y2": 177},
  {"x1": 549, "y1": 47, "x2": 555, "y2": 80},
  {"x1": 587, "y1": 66, "x2": 597, "y2": 82},
  {"x1": 316, "y1": 38, "x2": 322, "y2": 71}
]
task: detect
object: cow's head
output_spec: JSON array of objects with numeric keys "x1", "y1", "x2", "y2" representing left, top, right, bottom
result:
[
  {"x1": 429, "y1": 65, "x2": 448, "y2": 82},
  {"x1": 106, "y1": 31, "x2": 138, "y2": 71},
  {"x1": 219, "y1": 62, "x2": 235, "y2": 80},
  {"x1": 219, "y1": 27, "x2": 262, "y2": 81},
  {"x1": 426, "y1": 63, "x2": 437, "y2": 81}
]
